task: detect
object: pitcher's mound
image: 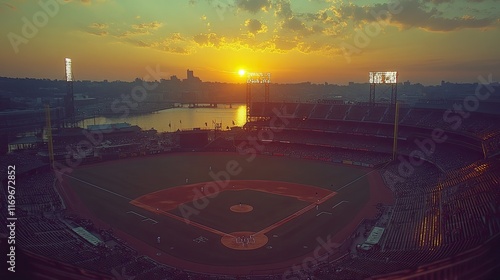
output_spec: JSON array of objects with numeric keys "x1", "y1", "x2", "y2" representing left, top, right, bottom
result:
[{"x1": 230, "y1": 204, "x2": 253, "y2": 213}]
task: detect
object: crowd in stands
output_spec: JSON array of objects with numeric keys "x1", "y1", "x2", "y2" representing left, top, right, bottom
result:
[
  {"x1": 374, "y1": 159, "x2": 499, "y2": 266},
  {"x1": 483, "y1": 132, "x2": 500, "y2": 157},
  {"x1": 0, "y1": 152, "x2": 47, "y2": 174}
]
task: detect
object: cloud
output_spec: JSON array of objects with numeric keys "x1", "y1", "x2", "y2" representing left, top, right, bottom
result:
[
  {"x1": 90, "y1": 23, "x2": 108, "y2": 29},
  {"x1": 281, "y1": 17, "x2": 316, "y2": 36},
  {"x1": 82, "y1": 0, "x2": 498, "y2": 59},
  {"x1": 271, "y1": 35, "x2": 298, "y2": 51},
  {"x1": 119, "y1": 21, "x2": 163, "y2": 37},
  {"x1": 126, "y1": 33, "x2": 195, "y2": 54},
  {"x1": 245, "y1": 19, "x2": 267, "y2": 34},
  {"x1": 337, "y1": 0, "x2": 498, "y2": 32},
  {"x1": 87, "y1": 22, "x2": 109, "y2": 36},
  {"x1": 131, "y1": 21, "x2": 162, "y2": 33},
  {"x1": 193, "y1": 32, "x2": 225, "y2": 47},
  {"x1": 235, "y1": 0, "x2": 271, "y2": 14},
  {"x1": 274, "y1": 0, "x2": 293, "y2": 19},
  {"x1": 419, "y1": 15, "x2": 495, "y2": 31}
]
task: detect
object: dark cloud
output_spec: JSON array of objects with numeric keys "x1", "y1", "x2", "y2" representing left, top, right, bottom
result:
[
  {"x1": 235, "y1": 0, "x2": 271, "y2": 14},
  {"x1": 193, "y1": 32, "x2": 224, "y2": 47},
  {"x1": 245, "y1": 19, "x2": 266, "y2": 34},
  {"x1": 339, "y1": 0, "x2": 497, "y2": 32},
  {"x1": 274, "y1": 0, "x2": 292, "y2": 19},
  {"x1": 126, "y1": 33, "x2": 194, "y2": 54}
]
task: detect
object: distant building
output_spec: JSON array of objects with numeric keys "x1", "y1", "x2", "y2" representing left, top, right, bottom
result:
[
  {"x1": 187, "y1": 69, "x2": 194, "y2": 80},
  {"x1": 170, "y1": 75, "x2": 180, "y2": 83},
  {"x1": 184, "y1": 69, "x2": 201, "y2": 83}
]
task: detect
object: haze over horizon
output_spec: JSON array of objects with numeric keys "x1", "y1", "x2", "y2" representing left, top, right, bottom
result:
[{"x1": 1, "y1": 0, "x2": 499, "y2": 85}]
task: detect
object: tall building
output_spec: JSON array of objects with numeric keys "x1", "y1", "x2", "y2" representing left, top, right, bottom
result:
[
  {"x1": 184, "y1": 69, "x2": 202, "y2": 84},
  {"x1": 187, "y1": 69, "x2": 194, "y2": 80}
]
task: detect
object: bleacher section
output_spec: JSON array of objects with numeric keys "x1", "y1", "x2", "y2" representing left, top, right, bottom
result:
[
  {"x1": 246, "y1": 101, "x2": 498, "y2": 170},
  {"x1": 309, "y1": 104, "x2": 332, "y2": 119}
]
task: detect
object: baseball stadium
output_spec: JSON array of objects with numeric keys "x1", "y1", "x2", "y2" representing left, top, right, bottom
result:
[{"x1": 1, "y1": 93, "x2": 500, "y2": 280}]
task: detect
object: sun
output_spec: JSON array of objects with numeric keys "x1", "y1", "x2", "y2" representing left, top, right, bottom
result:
[{"x1": 238, "y1": 69, "x2": 246, "y2": 76}]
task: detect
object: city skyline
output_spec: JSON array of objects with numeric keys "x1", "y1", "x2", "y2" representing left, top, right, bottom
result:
[{"x1": 1, "y1": 0, "x2": 499, "y2": 85}]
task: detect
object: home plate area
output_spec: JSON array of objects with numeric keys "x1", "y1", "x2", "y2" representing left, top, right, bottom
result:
[{"x1": 221, "y1": 232, "x2": 269, "y2": 250}]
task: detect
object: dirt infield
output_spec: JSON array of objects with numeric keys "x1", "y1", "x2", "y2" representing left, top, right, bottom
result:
[{"x1": 221, "y1": 232, "x2": 269, "y2": 250}]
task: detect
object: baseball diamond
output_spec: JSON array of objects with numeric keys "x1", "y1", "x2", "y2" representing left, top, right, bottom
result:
[{"x1": 60, "y1": 152, "x2": 393, "y2": 275}]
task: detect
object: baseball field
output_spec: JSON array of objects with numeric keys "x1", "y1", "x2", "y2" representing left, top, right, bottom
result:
[{"x1": 59, "y1": 152, "x2": 392, "y2": 275}]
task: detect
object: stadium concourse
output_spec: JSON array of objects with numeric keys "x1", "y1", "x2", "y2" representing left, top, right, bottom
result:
[{"x1": 1, "y1": 102, "x2": 499, "y2": 279}]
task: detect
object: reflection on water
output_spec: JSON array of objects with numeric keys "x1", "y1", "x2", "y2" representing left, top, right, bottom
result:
[{"x1": 79, "y1": 104, "x2": 247, "y2": 132}]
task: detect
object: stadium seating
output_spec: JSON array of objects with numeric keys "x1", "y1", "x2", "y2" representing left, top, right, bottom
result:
[{"x1": 2, "y1": 101, "x2": 499, "y2": 279}]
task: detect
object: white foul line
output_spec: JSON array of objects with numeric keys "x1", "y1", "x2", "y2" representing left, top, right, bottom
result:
[
  {"x1": 316, "y1": 212, "x2": 332, "y2": 217},
  {"x1": 63, "y1": 173, "x2": 133, "y2": 201},
  {"x1": 335, "y1": 168, "x2": 380, "y2": 192},
  {"x1": 332, "y1": 200, "x2": 349, "y2": 209}
]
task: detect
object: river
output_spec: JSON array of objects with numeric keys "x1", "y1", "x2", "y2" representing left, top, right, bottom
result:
[{"x1": 79, "y1": 104, "x2": 247, "y2": 132}]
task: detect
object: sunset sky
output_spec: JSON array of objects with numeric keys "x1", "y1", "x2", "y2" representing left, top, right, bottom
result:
[{"x1": 0, "y1": 0, "x2": 499, "y2": 85}]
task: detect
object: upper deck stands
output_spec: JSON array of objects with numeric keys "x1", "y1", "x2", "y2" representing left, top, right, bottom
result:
[
  {"x1": 310, "y1": 104, "x2": 332, "y2": 119},
  {"x1": 345, "y1": 105, "x2": 369, "y2": 121}
]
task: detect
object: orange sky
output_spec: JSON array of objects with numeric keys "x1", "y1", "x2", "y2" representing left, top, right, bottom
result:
[{"x1": 0, "y1": 0, "x2": 499, "y2": 85}]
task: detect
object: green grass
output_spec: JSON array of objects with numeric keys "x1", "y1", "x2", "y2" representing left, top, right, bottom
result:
[
  {"x1": 172, "y1": 189, "x2": 311, "y2": 233},
  {"x1": 66, "y1": 152, "x2": 372, "y2": 266}
]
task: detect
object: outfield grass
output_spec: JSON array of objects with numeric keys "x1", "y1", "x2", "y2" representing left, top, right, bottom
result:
[{"x1": 65, "y1": 152, "x2": 372, "y2": 267}]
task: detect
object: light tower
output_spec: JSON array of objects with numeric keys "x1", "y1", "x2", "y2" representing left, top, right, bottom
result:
[
  {"x1": 64, "y1": 58, "x2": 75, "y2": 126},
  {"x1": 245, "y1": 72, "x2": 271, "y2": 123},
  {"x1": 368, "y1": 71, "x2": 400, "y2": 160},
  {"x1": 369, "y1": 71, "x2": 398, "y2": 105}
]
